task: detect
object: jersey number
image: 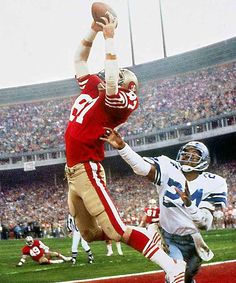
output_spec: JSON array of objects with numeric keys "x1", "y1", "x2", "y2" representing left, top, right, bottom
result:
[
  {"x1": 163, "y1": 178, "x2": 203, "y2": 207},
  {"x1": 69, "y1": 94, "x2": 98, "y2": 124},
  {"x1": 146, "y1": 209, "x2": 157, "y2": 217},
  {"x1": 30, "y1": 246, "x2": 41, "y2": 257}
]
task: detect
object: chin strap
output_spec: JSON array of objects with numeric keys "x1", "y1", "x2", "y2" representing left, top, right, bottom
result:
[{"x1": 180, "y1": 161, "x2": 209, "y2": 172}]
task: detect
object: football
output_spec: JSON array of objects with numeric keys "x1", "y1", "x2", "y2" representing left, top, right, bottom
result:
[{"x1": 91, "y1": 2, "x2": 117, "y2": 25}]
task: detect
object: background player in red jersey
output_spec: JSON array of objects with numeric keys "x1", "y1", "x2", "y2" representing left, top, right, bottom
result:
[
  {"x1": 140, "y1": 199, "x2": 169, "y2": 253},
  {"x1": 16, "y1": 236, "x2": 71, "y2": 266},
  {"x1": 64, "y1": 11, "x2": 186, "y2": 283},
  {"x1": 140, "y1": 199, "x2": 160, "y2": 229}
]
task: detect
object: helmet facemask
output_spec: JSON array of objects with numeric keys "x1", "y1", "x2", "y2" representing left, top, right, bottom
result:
[{"x1": 176, "y1": 141, "x2": 210, "y2": 172}]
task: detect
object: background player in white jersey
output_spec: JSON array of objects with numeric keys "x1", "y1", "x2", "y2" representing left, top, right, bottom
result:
[
  {"x1": 67, "y1": 214, "x2": 94, "y2": 264},
  {"x1": 101, "y1": 129, "x2": 228, "y2": 283}
]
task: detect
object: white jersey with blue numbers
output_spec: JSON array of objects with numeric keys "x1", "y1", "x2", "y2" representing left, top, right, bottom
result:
[{"x1": 148, "y1": 155, "x2": 227, "y2": 236}]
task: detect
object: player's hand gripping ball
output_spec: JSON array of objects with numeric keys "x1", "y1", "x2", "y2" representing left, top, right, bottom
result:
[{"x1": 91, "y1": 2, "x2": 118, "y2": 27}]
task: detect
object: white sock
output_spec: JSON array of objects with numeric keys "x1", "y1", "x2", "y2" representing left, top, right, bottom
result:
[
  {"x1": 107, "y1": 244, "x2": 113, "y2": 253},
  {"x1": 149, "y1": 249, "x2": 176, "y2": 274},
  {"x1": 116, "y1": 241, "x2": 122, "y2": 253},
  {"x1": 50, "y1": 259, "x2": 64, "y2": 264}
]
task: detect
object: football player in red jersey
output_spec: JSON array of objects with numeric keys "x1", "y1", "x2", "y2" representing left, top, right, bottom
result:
[
  {"x1": 140, "y1": 199, "x2": 160, "y2": 228},
  {"x1": 64, "y1": 12, "x2": 186, "y2": 283},
  {"x1": 16, "y1": 236, "x2": 71, "y2": 266}
]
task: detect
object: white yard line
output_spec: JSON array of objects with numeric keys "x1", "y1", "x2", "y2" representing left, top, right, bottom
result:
[{"x1": 57, "y1": 259, "x2": 236, "y2": 283}]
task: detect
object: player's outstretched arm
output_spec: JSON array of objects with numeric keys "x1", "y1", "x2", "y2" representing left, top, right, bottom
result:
[
  {"x1": 100, "y1": 128, "x2": 156, "y2": 182},
  {"x1": 74, "y1": 21, "x2": 101, "y2": 79},
  {"x1": 97, "y1": 12, "x2": 119, "y2": 96}
]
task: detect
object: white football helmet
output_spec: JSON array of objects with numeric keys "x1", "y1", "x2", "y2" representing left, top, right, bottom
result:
[
  {"x1": 98, "y1": 68, "x2": 138, "y2": 93},
  {"x1": 176, "y1": 141, "x2": 210, "y2": 172},
  {"x1": 25, "y1": 236, "x2": 34, "y2": 246}
]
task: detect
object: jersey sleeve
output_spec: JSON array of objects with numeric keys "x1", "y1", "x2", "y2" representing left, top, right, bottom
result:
[
  {"x1": 200, "y1": 174, "x2": 228, "y2": 209},
  {"x1": 104, "y1": 89, "x2": 138, "y2": 119},
  {"x1": 22, "y1": 246, "x2": 29, "y2": 255},
  {"x1": 39, "y1": 240, "x2": 49, "y2": 252},
  {"x1": 144, "y1": 155, "x2": 173, "y2": 188},
  {"x1": 76, "y1": 74, "x2": 103, "y2": 98}
]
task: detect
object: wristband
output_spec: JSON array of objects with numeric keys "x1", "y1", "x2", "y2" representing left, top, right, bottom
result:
[{"x1": 84, "y1": 29, "x2": 97, "y2": 43}]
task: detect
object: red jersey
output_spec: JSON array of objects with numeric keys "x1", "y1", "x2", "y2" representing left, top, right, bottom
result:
[
  {"x1": 65, "y1": 74, "x2": 138, "y2": 167},
  {"x1": 144, "y1": 206, "x2": 160, "y2": 224},
  {"x1": 22, "y1": 240, "x2": 46, "y2": 262}
]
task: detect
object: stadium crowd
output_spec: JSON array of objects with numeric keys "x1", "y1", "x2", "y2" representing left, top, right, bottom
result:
[
  {"x1": 0, "y1": 161, "x2": 235, "y2": 240},
  {"x1": 0, "y1": 61, "x2": 235, "y2": 154}
]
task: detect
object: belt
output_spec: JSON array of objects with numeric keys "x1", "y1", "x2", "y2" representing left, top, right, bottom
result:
[
  {"x1": 65, "y1": 161, "x2": 99, "y2": 174},
  {"x1": 65, "y1": 163, "x2": 84, "y2": 175}
]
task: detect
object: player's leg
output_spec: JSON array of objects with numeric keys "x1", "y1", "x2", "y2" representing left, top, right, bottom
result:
[
  {"x1": 68, "y1": 189, "x2": 105, "y2": 241},
  {"x1": 39, "y1": 255, "x2": 64, "y2": 265},
  {"x1": 80, "y1": 235, "x2": 94, "y2": 263},
  {"x1": 147, "y1": 223, "x2": 169, "y2": 253},
  {"x1": 185, "y1": 255, "x2": 201, "y2": 283},
  {"x1": 115, "y1": 241, "x2": 123, "y2": 256},
  {"x1": 179, "y1": 241, "x2": 202, "y2": 283},
  {"x1": 70, "y1": 230, "x2": 81, "y2": 264},
  {"x1": 81, "y1": 161, "x2": 186, "y2": 283},
  {"x1": 46, "y1": 251, "x2": 72, "y2": 262},
  {"x1": 67, "y1": 164, "x2": 106, "y2": 242},
  {"x1": 106, "y1": 239, "x2": 114, "y2": 256},
  {"x1": 163, "y1": 231, "x2": 200, "y2": 283}
]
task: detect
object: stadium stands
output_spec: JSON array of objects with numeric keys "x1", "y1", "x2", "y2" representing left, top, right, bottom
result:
[{"x1": 0, "y1": 60, "x2": 235, "y2": 157}]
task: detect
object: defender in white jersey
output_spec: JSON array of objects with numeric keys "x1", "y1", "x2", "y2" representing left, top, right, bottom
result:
[
  {"x1": 66, "y1": 214, "x2": 94, "y2": 264},
  {"x1": 101, "y1": 129, "x2": 228, "y2": 283}
]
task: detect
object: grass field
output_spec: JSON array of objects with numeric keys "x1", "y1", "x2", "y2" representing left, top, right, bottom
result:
[{"x1": 0, "y1": 229, "x2": 235, "y2": 283}]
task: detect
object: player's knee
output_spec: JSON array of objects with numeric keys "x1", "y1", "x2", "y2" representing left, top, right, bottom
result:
[
  {"x1": 96, "y1": 211, "x2": 122, "y2": 241},
  {"x1": 39, "y1": 257, "x2": 49, "y2": 264}
]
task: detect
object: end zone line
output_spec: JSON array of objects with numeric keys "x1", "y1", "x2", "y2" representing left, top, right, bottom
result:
[{"x1": 57, "y1": 259, "x2": 236, "y2": 283}]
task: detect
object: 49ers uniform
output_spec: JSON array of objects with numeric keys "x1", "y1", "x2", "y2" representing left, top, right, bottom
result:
[
  {"x1": 65, "y1": 73, "x2": 138, "y2": 242},
  {"x1": 22, "y1": 240, "x2": 47, "y2": 262},
  {"x1": 65, "y1": 74, "x2": 138, "y2": 167},
  {"x1": 144, "y1": 206, "x2": 160, "y2": 225}
]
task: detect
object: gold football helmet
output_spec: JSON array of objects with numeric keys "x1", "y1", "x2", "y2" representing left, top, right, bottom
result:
[{"x1": 118, "y1": 68, "x2": 138, "y2": 93}]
